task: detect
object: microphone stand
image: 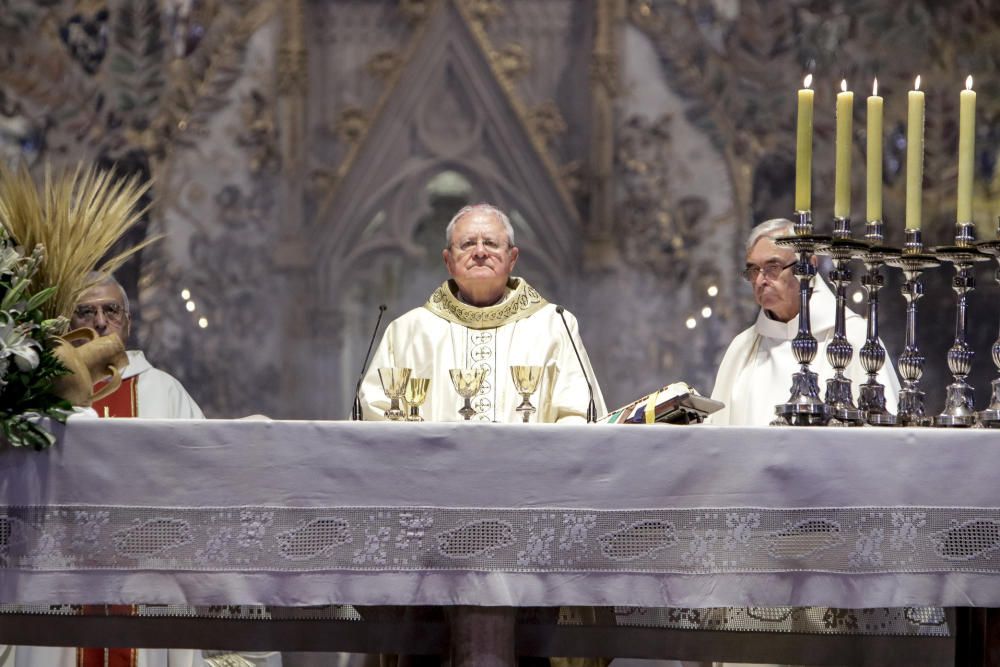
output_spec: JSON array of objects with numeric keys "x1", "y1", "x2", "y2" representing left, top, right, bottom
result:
[
  {"x1": 556, "y1": 305, "x2": 597, "y2": 423},
  {"x1": 351, "y1": 305, "x2": 387, "y2": 421}
]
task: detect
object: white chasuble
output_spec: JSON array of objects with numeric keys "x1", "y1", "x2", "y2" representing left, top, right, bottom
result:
[
  {"x1": 360, "y1": 277, "x2": 606, "y2": 423},
  {"x1": 708, "y1": 276, "x2": 900, "y2": 426},
  {"x1": 122, "y1": 351, "x2": 204, "y2": 419}
]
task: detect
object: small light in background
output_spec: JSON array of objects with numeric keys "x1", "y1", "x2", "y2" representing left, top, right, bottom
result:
[
  {"x1": 701, "y1": 306, "x2": 712, "y2": 318},
  {"x1": 707, "y1": 285, "x2": 719, "y2": 297},
  {"x1": 180, "y1": 289, "x2": 191, "y2": 300},
  {"x1": 185, "y1": 301, "x2": 196, "y2": 312},
  {"x1": 852, "y1": 291, "x2": 864, "y2": 304},
  {"x1": 198, "y1": 317, "x2": 208, "y2": 329},
  {"x1": 685, "y1": 317, "x2": 697, "y2": 329}
]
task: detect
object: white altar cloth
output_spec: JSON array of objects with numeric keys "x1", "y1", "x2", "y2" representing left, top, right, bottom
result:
[{"x1": 0, "y1": 419, "x2": 997, "y2": 609}]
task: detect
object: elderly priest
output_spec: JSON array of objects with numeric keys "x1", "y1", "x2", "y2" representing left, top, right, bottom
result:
[
  {"x1": 708, "y1": 217, "x2": 900, "y2": 425},
  {"x1": 360, "y1": 203, "x2": 605, "y2": 423}
]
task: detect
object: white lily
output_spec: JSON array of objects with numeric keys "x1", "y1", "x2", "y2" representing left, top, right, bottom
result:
[
  {"x1": 0, "y1": 313, "x2": 40, "y2": 372},
  {"x1": 0, "y1": 244, "x2": 20, "y2": 276}
]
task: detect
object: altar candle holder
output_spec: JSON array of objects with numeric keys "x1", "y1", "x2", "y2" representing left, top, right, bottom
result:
[
  {"x1": 884, "y1": 229, "x2": 940, "y2": 426},
  {"x1": 933, "y1": 222, "x2": 989, "y2": 427},
  {"x1": 976, "y1": 219, "x2": 1000, "y2": 428},
  {"x1": 850, "y1": 219, "x2": 898, "y2": 426},
  {"x1": 773, "y1": 210, "x2": 832, "y2": 426},
  {"x1": 815, "y1": 217, "x2": 866, "y2": 425}
]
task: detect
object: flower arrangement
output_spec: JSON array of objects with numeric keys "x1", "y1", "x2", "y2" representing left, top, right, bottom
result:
[
  {"x1": 0, "y1": 162, "x2": 154, "y2": 449},
  {"x1": 0, "y1": 229, "x2": 72, "y2": 449}
]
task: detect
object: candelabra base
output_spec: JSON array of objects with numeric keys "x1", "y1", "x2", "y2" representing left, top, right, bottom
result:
[
  {"x1": 857, "y1": 382, "x2": 896, "y2": 425},
  {"x1": 775, "y1": 369, "x2": 830, "y2": 426},
  {"x1": 978, "y1": 379, "x2": 1000, "y2": 428},
  {"x1": 897, "y1": 388, "x2": 932, "y2": 427},
  {"x1": 934, "y1": 380, "x2": 978, "y2": 427},
  {"x1": 825, "y1": 377, "x2": 865, "y2": 425}
]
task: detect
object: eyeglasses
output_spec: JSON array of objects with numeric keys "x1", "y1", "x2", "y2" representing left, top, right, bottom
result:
[
  {"x1": 450, "y1": 237, "x2": 511, "y2": 255},
  {"x1": 741, "y1": 260, "x2": 796, "y2": 283},
  {"x1": 73, "y1": 303, "x2": 127, "y2": 325}
]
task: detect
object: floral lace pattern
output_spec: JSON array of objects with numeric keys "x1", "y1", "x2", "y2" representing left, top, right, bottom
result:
[
  {"x1": 0, "y1": 504, "x2": 997, "y2": 574},
  {"x1": 615, "y1": 605, "x2": 947, "y2": 636}
]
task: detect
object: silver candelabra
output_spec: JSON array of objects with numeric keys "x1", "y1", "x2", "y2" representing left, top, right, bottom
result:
[
  {"x1": 773, "y1": 210, "x2": 832, "y2": 426},
  {"x1": 851, "y1": 220, "x2": 897, "y2": 426},
  {"x1": 933, "y1": 222, "x2": 989, "y2": 427},
  {"x1": 884, "y1": 229, "x2": 940, "y2": 426},
  {"x1": 976, "y1": 219, "x2": 1000, "y2": 428},
  {"x1": 815, "y1": 217, "x2": 865, "y2": 425}
]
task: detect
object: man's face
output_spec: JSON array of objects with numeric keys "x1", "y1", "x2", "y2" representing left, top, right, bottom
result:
[
  {"x1": 745, "y1": 236, "x2": 799, "y2": 323},
  {"x1": 442, "y1": 210, "x2": 519, "y2": 298},
  {"x1": 69, "y1": 284, "x2": 130, "y2": 345}
]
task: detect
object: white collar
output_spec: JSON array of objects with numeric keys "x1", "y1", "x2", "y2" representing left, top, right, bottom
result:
[
  {"x1": 753, "y1": 276, "x2": 837, "y2": 341},
  {"x1": 122, "y1": 349, "x2": 153, "y2": 380}
]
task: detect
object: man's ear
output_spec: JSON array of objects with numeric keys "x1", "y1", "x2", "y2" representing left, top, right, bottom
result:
[
  {"x1": 442, "y1": 247, "x2": 453, "y2": 274},
  {"x1": 508, "y1": 246, "x2": 519, "y2": 271}
]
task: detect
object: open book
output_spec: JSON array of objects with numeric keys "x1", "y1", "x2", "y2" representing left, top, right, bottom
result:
[{"x1": 598, "y1": 381, "x2": 724, "y2": 425}]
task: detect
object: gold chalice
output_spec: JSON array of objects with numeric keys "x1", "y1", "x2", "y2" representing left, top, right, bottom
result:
[
  {"x1": 404, "y1": 377, "x2": 430, "y2": 422},
  {"x1": 449, "y1": 368, "x2": 487, "y2": 421},
  {"x1": 510, "y1": 365, "x2": 543, "y2": 423},
  {"x1": 377, "y1": 367, "x2": 411, "y2": 421}
]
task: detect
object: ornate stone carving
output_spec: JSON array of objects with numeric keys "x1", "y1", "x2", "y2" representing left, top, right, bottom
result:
[
  {"x1": 366, "y1": 51, "x2": 404, "y2": 81},
  {"x1": 398, "y1": 0, "x2": 433, "y2": 25},
  {"x1": 277, "y1": 45, "x2": 307, "y2": 95},
  {"x1": 491, "y1": 44, "x2": 530, "y2": 82},
  {"x1": 459, "y1": 0, "x2": 505, "y2": 26},
  {"x1": 527, "y1": 101, "x2": 567, "y2": 148},
  {"x1": 236, "y1": 90, "x2": 279, "y2": 174},
  {"x1": 616, "y1": 113, "x2": 710, "y2": 278},
  {"x1": 334, "y1": 107, "x2": 369, "y2": 145}
]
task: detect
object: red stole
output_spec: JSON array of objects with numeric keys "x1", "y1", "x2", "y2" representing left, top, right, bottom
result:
[
  {"x1": 92, "y1": 377, "x2": 138, "y2": 418},
  {"x1": 77, "y1": 605, "x2": 138, "y2": 667},
  {"x1": 80, "y1": 378, "x2": 139, "y2": 666}
]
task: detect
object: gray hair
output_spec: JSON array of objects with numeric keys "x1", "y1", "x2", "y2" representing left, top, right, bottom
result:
[
  {"x1": 745, "y1": 218, "x2": 795, "y2": 254},
  {"x1": 82, "y1": 271, "x2": 130, "y2": 315},
  {"x1": 444, "y1": 203, "x2": 516, "y2": 248}
]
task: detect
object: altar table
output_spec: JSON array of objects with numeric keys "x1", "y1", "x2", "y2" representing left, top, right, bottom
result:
[{"x1": 0, "y1": 419, "x2": 996, "y2": 663}]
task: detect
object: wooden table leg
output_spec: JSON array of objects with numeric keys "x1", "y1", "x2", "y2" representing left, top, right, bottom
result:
[{"x1": 448, "y1": 606, "x2": 515, "y2": 667}]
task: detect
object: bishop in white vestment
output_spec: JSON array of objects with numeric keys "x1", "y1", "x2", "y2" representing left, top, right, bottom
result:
[
  {"x1": 361, "y1": 203, "x2": 604, "y2": 423},
  {"x1": 709, "y1": 219, "x2": 899, "y2": 426}
]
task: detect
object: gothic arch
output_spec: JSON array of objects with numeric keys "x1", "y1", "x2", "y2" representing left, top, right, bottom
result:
[{"x1": 308, "y1": 0, "x2": 582, "y2": 304}]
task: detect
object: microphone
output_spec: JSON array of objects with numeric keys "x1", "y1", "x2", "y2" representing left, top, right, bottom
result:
[
  {"x1": 555, "y1": 305, "x2": 597, "y2": 423},
  {"x1": 352, "y1": 304, "x2": 387, "y2": 421}
]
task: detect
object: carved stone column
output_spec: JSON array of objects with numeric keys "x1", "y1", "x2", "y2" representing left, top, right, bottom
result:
[{"x1": 585, "y1": 0, "x2": 624, "y2": 269}]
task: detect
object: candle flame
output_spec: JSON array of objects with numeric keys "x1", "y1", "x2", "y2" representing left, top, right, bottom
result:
[
  {"x1": 872, "y1": 78, "x2": 878, "y2": 96},
  {"x1": 914, "y1": 75, "x2": 921, "y2": 91},
  {"x1": 966, "y1": 75, "x2": 973, "y2": 90},
  {"x1": 803, "y1": 74, "x2": 813, "y2": 89},
  {"x1": 840, "y1": 79, "x2": 848, "y2": 92}
]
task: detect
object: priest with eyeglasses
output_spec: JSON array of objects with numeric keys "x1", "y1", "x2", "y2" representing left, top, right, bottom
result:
[
  {"x1": 70, "y1": 273, "x2": 203, "y2": 419},
  {"x1": 708, "y1": 218, "x2": 900, "y2": 425},
  {"x1": 360, "y1": 203, "x2": 605, "y2": 423}
]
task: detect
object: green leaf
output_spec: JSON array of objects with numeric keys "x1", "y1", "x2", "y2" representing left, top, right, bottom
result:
[
  {"x1": 24, "y1": 286, "x2": 56, "y2": 312},
  {"x1": 0, "y1": 278, "x2": 28, "y2": 310}
]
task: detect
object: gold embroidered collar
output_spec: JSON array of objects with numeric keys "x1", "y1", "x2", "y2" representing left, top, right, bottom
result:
[{"x1": 424, "y1": 277, "x2": 549, "y2": 329}]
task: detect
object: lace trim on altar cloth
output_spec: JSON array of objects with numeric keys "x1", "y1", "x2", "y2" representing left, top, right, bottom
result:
[
  {"x1": 614, "y1": 605, "x2": 948, "y2": 636},
  {"x1": 0, "y1": 603, "x2": 946, "y2": 637},
  {"x1": 0, "y1": 504, "x2": 997, "y2": 574}
]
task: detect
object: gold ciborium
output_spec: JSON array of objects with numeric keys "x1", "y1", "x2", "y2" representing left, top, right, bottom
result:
[
  {"x1": 378, "y1": 367, "x2": 412, "y2": 421},
  {"x1": 404, "y1": 377, "x2": 430, "y2": 422},
  {"x1": 510, "y1": 365, "x2": 543, "y2": 423},
  {"x1": 449, "y1": 368, "x2": 487, "y2": 421}
]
